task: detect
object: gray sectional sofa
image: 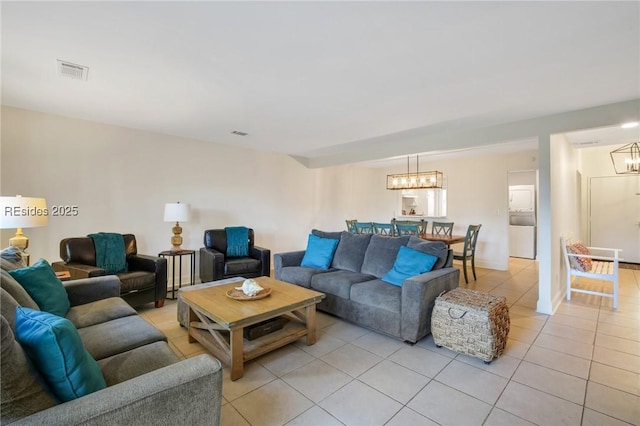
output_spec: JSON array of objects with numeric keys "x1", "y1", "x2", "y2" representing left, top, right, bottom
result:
[
  {"x1": 274, "y1": 230, "x2": 460, "y2": 343},
  {"x1": 1, "y1": 257, "x2": 222, "y2": 425}
]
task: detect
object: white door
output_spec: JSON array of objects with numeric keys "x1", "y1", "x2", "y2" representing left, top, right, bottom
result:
[{"x1": 590, "y1": 175, "x2": 640, "y2": 263}]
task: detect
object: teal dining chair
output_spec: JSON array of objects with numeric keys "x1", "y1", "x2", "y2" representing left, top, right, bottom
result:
[
  {"x1": 354, "y1": 222, "x2": 373, "y2": 234},
  {"x1": 373, "y1": 222, "x2": 393, "y2": 235},
  {"x1": 395, "y1": 223, "x2": 420, "y2": 235}
]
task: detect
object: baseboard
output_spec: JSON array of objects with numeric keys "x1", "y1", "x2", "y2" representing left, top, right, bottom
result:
[{"x1": 469, "y1": 258, "x2": 509, "y2": 271}]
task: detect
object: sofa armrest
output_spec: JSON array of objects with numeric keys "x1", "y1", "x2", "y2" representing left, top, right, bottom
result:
[
  {"x1": 54, "y1": 261, "x2": 105, "y2": 279},
  {"x1": 63, "y1": 275, "x2": 121, "y2": 306},
  {"x1": 127, "y1": 254, "x2": 165, "y2": 274},
  {"x1": 14, "y1": 354, "x2": 223, "y2": 426},
  {"x1": 400, "y1": 267, "x2": 460, "y2": 343},
  {"x1": 199, "y1": 247, "x2": 225, "y2": 282},
  {"x1": 250, "y1": 245, "x2": 271, "y2": 276},
  {"x1": 273, "y1": 250, "x2": 305, "y2": 279}
]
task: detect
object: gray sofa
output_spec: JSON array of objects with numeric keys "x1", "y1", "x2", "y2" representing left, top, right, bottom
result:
[
  {"x1": 1, "y1": 257, "x2": 223, "y2": 425},
  {"x1": 274, "y1": 231, "x2": 460, "y2": 343}
]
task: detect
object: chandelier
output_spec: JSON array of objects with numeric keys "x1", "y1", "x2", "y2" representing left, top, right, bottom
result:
[
  {"x1": 610, "y1": 142, "x2": 640, "y2": 174},
  {"x1": 386, "y1": 156, "x2": 443, "y2": 190}
]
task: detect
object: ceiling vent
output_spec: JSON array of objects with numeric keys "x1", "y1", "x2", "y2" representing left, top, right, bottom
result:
[
  {"x1": 231, "y1": 130, "x2": 248, "y2": 136},
  {"x1": 57, "y1": 60, "x2": 89, "y2": 81}
]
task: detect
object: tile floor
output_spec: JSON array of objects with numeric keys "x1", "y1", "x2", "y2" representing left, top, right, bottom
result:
[{"x1": 138, "y1": 258, "x2": 640, "y2": 426}]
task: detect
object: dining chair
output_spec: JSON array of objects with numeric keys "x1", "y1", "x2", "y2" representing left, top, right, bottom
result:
[
  {"x1": 393, "y1": 219, "x2": 427, "y2": 236},
  {"x1": 354, "y1": 221, "x2": 374, "y2": 234},
  {"x1": 345, "y1": 219, "x2": 357, "y2": 233},
  {"x1": 373, "y1": 222, "x2": 394, "y2": 235},
  {"x1": 453, "y1": 224, "x2": 482, "y2": 283},
  {"x1": 416, "y1": 219, "x2": 428, "y2": 235},
  {"x1": 432, "y1": 221, "x2": 454, "y2": 236},
  {"x1": 395, "y1": 223, "x2": 420, "y2": 236}
]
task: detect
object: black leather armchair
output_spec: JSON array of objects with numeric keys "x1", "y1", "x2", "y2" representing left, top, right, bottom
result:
[
  {"x1": 199, "y1": 229, "x2": 271, "y2": 282},
  {"x1": 52, "y1": 234, "x2": 167, "y2": 308}
]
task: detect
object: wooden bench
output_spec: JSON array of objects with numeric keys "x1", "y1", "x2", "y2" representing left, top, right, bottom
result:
[{"x1": 561, "y1": 236, "x2": 621, "y2": 309}]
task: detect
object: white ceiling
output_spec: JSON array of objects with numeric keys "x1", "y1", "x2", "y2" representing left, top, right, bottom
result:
[{"x1": 2, "y1": 1, "x2": 639, "y2": 166}]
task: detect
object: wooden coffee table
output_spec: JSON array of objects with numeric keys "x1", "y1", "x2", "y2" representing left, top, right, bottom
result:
[{"x1": 180, "y1": 276, "x2": 325, "y2": 380}]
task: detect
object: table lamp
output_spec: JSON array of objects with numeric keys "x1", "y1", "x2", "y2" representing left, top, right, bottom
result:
[
  {"x1": 0, "y1": 195, "x2": 49, "y2": 265},
  {"x1": 163, "y1": 202, "x2": 190, "y2": 252}
]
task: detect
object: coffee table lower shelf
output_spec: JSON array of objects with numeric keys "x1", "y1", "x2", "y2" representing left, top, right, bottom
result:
[{"x1": 188, "y1": 315, "x2": 310, "y2": 379}]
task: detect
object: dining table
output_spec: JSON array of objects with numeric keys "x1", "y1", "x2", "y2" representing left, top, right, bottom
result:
[{"x1": 419, "y1": 233, "x2": 466, "y2": 246}]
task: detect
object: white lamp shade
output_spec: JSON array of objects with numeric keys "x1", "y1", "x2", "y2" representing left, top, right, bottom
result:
[
  {"x1": 164, "y1": 202, "x2": 191, "y2": 222},
  {"x1": 0, "y1": 196, "x2": 48, "y2": 229}
]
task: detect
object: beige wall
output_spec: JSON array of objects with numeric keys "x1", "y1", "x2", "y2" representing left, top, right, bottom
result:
[
  {"x1": 0, "y1": 106, "x2": 358, "y2": 271},
  {"x1": 1, "y1": 106, "x2": 543, "y2": 277}
]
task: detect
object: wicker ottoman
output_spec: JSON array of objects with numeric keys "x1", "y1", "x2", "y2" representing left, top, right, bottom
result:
[{"x1": 431, "y1": 288, "x2": 510, "y2": 363}]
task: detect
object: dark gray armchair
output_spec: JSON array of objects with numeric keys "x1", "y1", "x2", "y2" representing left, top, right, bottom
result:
[{"x1": 199, "y1": 228, "x2": 270, "y2": 283}]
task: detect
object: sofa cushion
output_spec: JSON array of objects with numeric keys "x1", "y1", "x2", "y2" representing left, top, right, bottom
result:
[
  {"x1": 1, "y1": 315, "x2": 55, "y2": 422},
  {"x1": 98, "y1": 341, "x2": 179, "y2": 386},
  {"x1": 311, "y1": 270, "x2": 375, "y2": 300},
  {"x1": 406, "y1": 238, "x2": 449, "y2": 270},
  {"x1": 311, "y1": 229, "x2": 343, "y2": 240},
  {"x1": 277, "y1": 266, "x2": 328, "y2": 288},
  {"x1": 1, "y1": 269, "x2": 39, "y2": 311},
  {"x1": 224, "y1": 258, "x2": 261, "y2": 276},
  {"x1": 360, "y1": 235, "x2": 410, "y2": 278},
  {"x1": 331, "y1": 232, "x2": 372, "y2": 272},
  {"x1": 66, "y1": 297, "x2": 137, "y2": 329},
  {"x1": 382, "y1": 246, "x2": 438, "y2": 286},
  {"x1": 15, "y1": 307, "x2": 106, "y2": 403},
  {"x1": 1, "y1": 288, "x2": 24, "y2": 331},
  {"x1": 301, "y1": 234, "x2": 339, "y2": 270},
  {"x1": 9, "y1": 259, "x2": 70, "y2": 317},
  {"x1": 350, "y1": 279, "x2": 402, "y2": 313},
  {"x1": 78, "y1": 315, "x2": 167, "y2": 361}
]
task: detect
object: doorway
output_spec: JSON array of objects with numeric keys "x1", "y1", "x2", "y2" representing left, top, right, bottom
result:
[
  {"x1": 507, "y1": 170, "x2": 538, "y2": 259},
  {"x1": 589, "y1": 175, "x2": 640, "y2": 263}
]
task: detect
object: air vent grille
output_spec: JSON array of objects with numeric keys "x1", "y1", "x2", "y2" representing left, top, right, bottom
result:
[
  {"x1": 57, "y1": 60, "x2": 89, "y2": 81},
  {"x1": 231, "y1": 130, "x2": 248, "y2": 136}
]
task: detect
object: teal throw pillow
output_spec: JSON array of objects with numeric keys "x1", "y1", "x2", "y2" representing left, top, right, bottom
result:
[
  {"x1": 301, "y1": 234, "x2": 339, "y2": 270},
  {"x1": 8, "y1": 258, "x2": 70, "y2": 316},
  {"x1": 382, "y1": 245, "x2": 438, "y2": 286},
  {"x1": 15, "y1": 307, "x2": 106, "y2": 402}
]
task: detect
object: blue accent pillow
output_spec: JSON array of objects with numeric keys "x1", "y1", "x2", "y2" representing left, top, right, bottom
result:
[
  {"x1": 14, "y1": 307, "x2": 106, "y2": 402},
  {"x1": 382, "y1": 245, "x2": 439, "y2": 286},
  {"x1": 300, "y1": 234, "x2": 340, "y2": 270},
  {"x1": 8, "y1": 258, "x2": 70, "y2": 316}
]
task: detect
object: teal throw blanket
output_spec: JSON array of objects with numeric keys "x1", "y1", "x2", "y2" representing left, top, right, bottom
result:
[
  {"x1": 88, "y1": 233, "x2": 128, "y2": 274},
  {"x1": 225, "y1": 226, "x2": 249, "y2": 257}
]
